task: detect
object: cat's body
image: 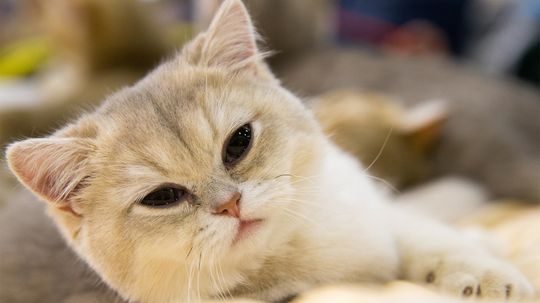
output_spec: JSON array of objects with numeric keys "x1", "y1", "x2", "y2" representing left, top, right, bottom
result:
[{"x1": 5, "y1": 1, "x2": 533, "y2": 302}]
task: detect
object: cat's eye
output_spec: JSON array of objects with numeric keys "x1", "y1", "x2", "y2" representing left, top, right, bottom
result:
[
  {"x1": 140, "y1": 187, "x2": 185, "y2": 208},
  {"x1": 223, "y1": 123, "x2": 252, "y2": 167}
]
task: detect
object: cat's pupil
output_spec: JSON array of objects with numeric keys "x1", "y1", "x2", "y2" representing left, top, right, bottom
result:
[
  {"x1": 141, "y1": 187, "x2": 182, "y2": 207},
  {"x1": 224, "y1": 124, "x2": 252, "y2": 167}
]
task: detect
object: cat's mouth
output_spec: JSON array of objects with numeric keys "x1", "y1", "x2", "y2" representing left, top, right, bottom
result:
[{"x1": 233, "y1": 219, "x2": 264, "y2": 245}]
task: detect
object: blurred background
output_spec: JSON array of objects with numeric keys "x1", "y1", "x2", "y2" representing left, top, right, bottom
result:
[
  {"x1": 1, "y1": 0, "x2": 539, "y2": 98},
  {"x1": 0, "y1": 0, "x2": 539, "y2": 302},
  {"x1": 2, "y1": 0, "x2": 539, "y2": 81}
]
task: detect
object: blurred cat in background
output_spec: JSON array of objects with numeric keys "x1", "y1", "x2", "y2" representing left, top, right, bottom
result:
[{"x1": 311, "y1": 90, "x2": 446, "y2": 189}]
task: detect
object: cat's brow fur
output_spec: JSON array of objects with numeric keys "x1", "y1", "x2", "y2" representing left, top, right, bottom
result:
[{"x1": 5, "y1": 0, "x2": 533, "y2": 302}]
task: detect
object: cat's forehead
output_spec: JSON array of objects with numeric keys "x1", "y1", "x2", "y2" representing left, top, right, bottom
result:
[
  {"x1": 93, "y1": 66, "x2": 261, "y2": 179},
  {"x1": 102, "y1": 66, "x2": 255, "y2": 131}
]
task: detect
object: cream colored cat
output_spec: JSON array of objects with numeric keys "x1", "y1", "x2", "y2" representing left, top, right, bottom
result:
[{"x1": 5, "y1": 1, "x2": 533, "y2": 302}]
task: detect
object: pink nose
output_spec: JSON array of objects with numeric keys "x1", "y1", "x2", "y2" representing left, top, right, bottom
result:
[{"x1": 213, "y1": 192, "x2": 241, "y2": 218}]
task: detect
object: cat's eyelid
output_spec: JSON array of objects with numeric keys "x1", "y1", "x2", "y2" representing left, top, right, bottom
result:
[
  {"x1": 128, "y1": 185, "x2": 193, "y2": 217},
  {"x1": 124, "y1": 182, "x2": 191, "y2": 212},
  {"x1": 129, "y1": 200, "x2": 194, "y2": 217},
  {"x1": 138, "y1": 183, "x2": 191, "y2": 202}
]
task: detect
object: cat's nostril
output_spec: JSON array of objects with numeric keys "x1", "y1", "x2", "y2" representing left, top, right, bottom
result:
[{"x1": 213, "y1": 192, "x2": 241, "y2": 218}]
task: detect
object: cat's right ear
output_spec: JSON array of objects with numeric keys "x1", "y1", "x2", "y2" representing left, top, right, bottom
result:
[
  {"x1": 182, "y1": 0, "x2": 278, "y2": 83},
  {"x1": 6, "y1": 138, "x2": 94, "y2": 216}
]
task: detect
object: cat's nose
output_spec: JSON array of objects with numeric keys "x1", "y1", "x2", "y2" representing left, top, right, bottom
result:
[{"x1": 213, "y1": 192, "x2": 241, "y2": 218}]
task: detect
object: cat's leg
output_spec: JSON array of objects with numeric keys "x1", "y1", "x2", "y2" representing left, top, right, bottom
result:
[{"x1": 389, "y1": 206, "x2": 533, "y2": 300}]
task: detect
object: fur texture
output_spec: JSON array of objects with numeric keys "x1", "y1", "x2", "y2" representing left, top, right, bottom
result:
[{"x1": 6, "y1": 1, "x2": 534, "y2": 302}]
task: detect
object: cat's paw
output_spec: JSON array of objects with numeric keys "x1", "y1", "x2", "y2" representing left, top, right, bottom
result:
[{"x1": 416, "y1": 254, "x2": 534, "y2": 300}]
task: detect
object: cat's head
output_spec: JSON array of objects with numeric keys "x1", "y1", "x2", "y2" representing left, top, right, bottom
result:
[{"x1": 6, "y1": 0, "x2": 324, "y2": 301}]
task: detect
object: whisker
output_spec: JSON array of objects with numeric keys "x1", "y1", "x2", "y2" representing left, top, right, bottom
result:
[
  {"x1": 217, "y1": 257, "x2": 234, "y2": 299},
  {"x1": 209, "y1": 256, "x2": 226, "y2": 301},
  {"x1": 273, "y1": 173, "x2": 293, "y2": 180},
  {"x1": 279, "y1": 207, "x2": 319, "y2": 226},
  {"x1": 363, "y1": 127, "x2": 393, "y2": 173},
  {"x1": 196, "y1": 252, "x2": 203, "y2": 302},
  {"x1": 186, "y1": 243, "x2": 194, "y2": 259},
  {"x1": 364, "y1": 174, "x2": 400, "y2": 194},
  {"x1": 187, "y1": 249, "x2": 197, "y2": 303},
  {"x1": 271, "y1": 197, "x2": 350, "y2": 216}
]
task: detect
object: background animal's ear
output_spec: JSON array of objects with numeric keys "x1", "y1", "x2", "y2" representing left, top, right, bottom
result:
[
  {"x1": 6, "y1": 138, "x2": 94, "y2": 216},
  {"x1": 400, "y1": 99, "x2": 448, "y2": 153},
  {"x1": 182, "y1": 0, "x2": 277, "y2": 83}
]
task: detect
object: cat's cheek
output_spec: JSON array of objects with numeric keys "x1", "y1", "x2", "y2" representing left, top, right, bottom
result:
[{"x1": 291, "y1": 135, "x2": 325, "y2": 177}]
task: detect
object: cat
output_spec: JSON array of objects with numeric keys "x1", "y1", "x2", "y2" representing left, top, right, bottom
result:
[
  {"x1": 0, "y1": 90, "x2": 448, "y2": 303},
  {"x1": 5, "y1": 0, "x2": 533, "y2": 302}
]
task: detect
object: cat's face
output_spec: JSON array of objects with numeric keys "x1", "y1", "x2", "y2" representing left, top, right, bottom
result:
[
  {"x1": 75, "y1": 61, "x2": 322, "y2": 300},
  {"x1": 7, "y1": 0, "x2": 324, "y2": 301}
]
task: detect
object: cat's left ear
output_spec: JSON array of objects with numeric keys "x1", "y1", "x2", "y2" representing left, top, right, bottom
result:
[
  {"x1": 6, "y1": 138, "x2": 94, "y2": 216},
  {"x1": 182, "y1": 0, "x2": 277, "y2": 83}
]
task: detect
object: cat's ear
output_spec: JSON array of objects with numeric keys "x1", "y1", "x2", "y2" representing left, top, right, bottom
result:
[
  {"x1": 182, "y1": 0, "x2": 277, "y2": 82},
  {"x1": 400, "y1": 99, "x2": 448, "y2": 153},
  {"x1": 6, "y1": 138, "x2": 94, "y2": 216}
]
